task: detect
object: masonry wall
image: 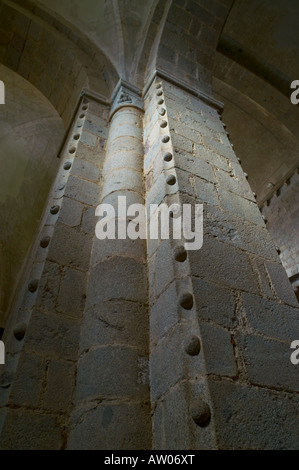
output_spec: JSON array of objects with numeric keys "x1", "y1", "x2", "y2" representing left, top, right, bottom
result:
[
  {"x1": 0, "y1": 97, "x2": 109, "y2": 449},
  {"x1": 261, "y1": 171, "x2": 299, "y2": 298},
  {"x1": 144, "y1": 76, "x2": 299, "y2": 450}
]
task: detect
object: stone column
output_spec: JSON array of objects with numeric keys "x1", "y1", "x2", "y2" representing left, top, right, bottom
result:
[
  {"x1": 68, "y1": 82, "x2": 151, "y2": 450},
  {"x1": 144, "y1": 73, "x2": 299, "y2": 450}
]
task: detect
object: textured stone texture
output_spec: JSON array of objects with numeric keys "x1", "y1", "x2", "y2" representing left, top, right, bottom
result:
[{"x1": 1, "y1": 1, "x2": 298, "y2": 450}]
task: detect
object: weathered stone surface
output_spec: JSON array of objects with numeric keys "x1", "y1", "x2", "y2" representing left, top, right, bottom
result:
[
  {"x1": 65, "y1": 174, "x2": 100, "y2": 206},
  {"x1": 193, "y1": 277, "x2": 237, "y2": 328},
  {"x1": 25, "y1": 309, "x2": 80, "y2": 361},
  {"x1": 217, "y1": 187, "x2": 263, "y2": 226},
  {"x1": 238, "y1": 334, "x2": 299, "y2": 391},
  {"x1": 242, "y1": 293, "x2": 299, "y2": 341},
  {"x1": 80, "y1": 301, "x2": 149, "y2": 353},
  {"x1": 204, "y1": 205, "x2": 278, "y2": 260},
  {"x1": 208, "y1": 378, "x2": 299, "y2": 449},
  {"x1": 9, "y1": 352, "x2": 45, "y2": 407},
  {"x1": 86, "y1": 258, "x2": 147, "y2": 306},
  {"x1": 57, "y1": 267, "x2": 87, "y2": 318},
  {"x1": 150, "y1": 281, "x2": 180, "y2": 344},
  {"x1": 47, "y1": 223, "x2": 92, "y2": 272},
  {"x1": 199, "y1": 321, "x2": 237, "y2": 377},
  {"x1": 72, "y1": 157, "x2": 100, "y2": 182},
  {"x1": 76, "y1": 346, "x2": 149, "y2": 402},
  {"x1": 58, "y1": 197, "x2": 83, "y2": 227},
  {"x1": 35, "y1": 261, "x2": 61, "y2": 310},
  {"x1": 68, "y1": 402, "x2": 151, "y2": 450},
  {"x1": 189, "y1": 237, "x2": 260, "y2": 294},
  {"x1": 265, "y1": 261, "x2": 299, "y2": 307},
  {"x1": 42, "y1": 360, "x2": 76, "y2": 412},
  {"x1": 0, "y1": 409, "x2": 63, "y2": 450}
]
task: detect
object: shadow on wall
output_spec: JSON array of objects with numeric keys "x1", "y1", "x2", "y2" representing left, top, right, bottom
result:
[{"x1": 0, "y1": 64, "x2": 65, "y2": 328}]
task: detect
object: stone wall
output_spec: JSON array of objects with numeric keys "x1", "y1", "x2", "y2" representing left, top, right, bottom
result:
[{"x1": 0, "y1": 96, "x2": 109, "y2": 449}]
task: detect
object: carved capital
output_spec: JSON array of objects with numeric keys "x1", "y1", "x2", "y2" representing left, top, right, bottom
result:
[{"x1": 110, "y1": 80, "x2": 143, "y2": 119}]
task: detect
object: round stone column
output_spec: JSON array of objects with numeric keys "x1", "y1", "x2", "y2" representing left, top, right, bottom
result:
[{"x1": 68, "y1": 84, "x2": 151, "y2": 450}]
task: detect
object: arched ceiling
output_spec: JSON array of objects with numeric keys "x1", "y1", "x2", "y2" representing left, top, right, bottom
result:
[
  {"x1": 33, "y1": 0, "x2": 159, "y2": 82},
  {"x1": 0, "y1": 64, "x2": 64, "y2": 327}
]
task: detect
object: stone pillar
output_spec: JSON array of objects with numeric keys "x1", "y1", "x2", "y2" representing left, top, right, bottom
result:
[
  {"x1": 144, "y1": 74, "x2": 299, "y2": 450},
  {"x1": 68, "y1": 82, "x2": 151, "y2": 450}
]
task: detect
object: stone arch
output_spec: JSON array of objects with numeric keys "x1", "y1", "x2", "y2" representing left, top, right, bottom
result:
[
  {"x1": 0, "y1": 63, "x2": 65, "y2": 328},
  {"x1": 0, "y1": 1, "x2": 119, "y2": 125}
]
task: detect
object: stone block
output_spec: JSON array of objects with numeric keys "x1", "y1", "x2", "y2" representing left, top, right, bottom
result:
[
  {"x1": 239, "y1": 334, "x2": 299, "y2": 391},
  {"x1": 217, "y1": 187, "x2": 263, "y2": 226},
  {"x1": 47, "y1": 223, "x2": 92, "y2": 272},
  {"x1": 265, "y1": 261, "x2": 299, "y2": 307},
  {"x1": 80, "y1": 300, "x2": 149, "y2": 353},
  {"x1": 86, "y1": 258, "x2": 147, "y2": 307},
  {"x1": 203, "y1": 136, "x2": 237, "y2": 162},
  {"x1": 42, "y1": 359, "x2": 76, "y2": 412},
  {"x1": 101, "y1": 168, "x2": 143, "y2": 199},
  {"x1": 204, "y1": 205, "x2": 278, "y2": 260},
  {"x1": 68, "y1": 402, "x2": 151, "y2": 450},
  {"x1": 65, "y1": 174, "x2": 100, "y2": 206},
  {"x1": 57, "y1": 267, "x2": 87, "y2": 318},
  {"x1": 25, "y1": 309, "x2": 80, "y2": 361},
  {"x1": 80, "y1": 130, "x2": 98, "y2": 147},
  {"x1": 192, "y1": 277, "x2": 236, "y2": 328},
  {"x1": 76, "y1": 346, "x2": 149, "y2": 402},
  {"x1": 242, "y1": 292, "x2": 299, "y2": 341},
  {"x1": 9, "y1": 352, "x2": 45, "y2": 407},
  {"x1": 189, "y1": 237, "x2": 260, "y2": 294},
  {"x1": 35, "y1": 261, "x2": 61, "y2": 311},
  {"x1": 58, "y1": 197, "x2": 83, "y2": 227},
  {"x1": 199, "y1": 321, "x2": 237, "y2": 377},
  {"x1": 0, "y1": 409, "x2": 63, "y2": 450},
  {"x1": 208, "y1": 378, "x2": 299, "y2": 449},
  {"x1": 103, "y1": 151, "x2": 143, "y2": 177},
  {"x1": 72, "y1": 157, "x2": 100, "y2": 182},
  {"x1": 175, "y1": 153, "x2": 215, "y2": 183}
]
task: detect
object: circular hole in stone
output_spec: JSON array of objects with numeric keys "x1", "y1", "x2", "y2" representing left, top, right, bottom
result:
[
  {"x1": 156, "y1": 83, "x2": 162, "y2": 89},
  {"x1": 169, "y1": 204, "x2": 181, "y2": 219},
  {"x1": 158, "y1": 99, "x2": 164, "y2": 105},
  {"x1": 174, "y1": 246, "x2": 187, "y2": 262},
  {"x1": 40, "y1": 236, "x2": 51, "y2": 249},
  {"x1": 69, "y1": 147, "x2": 76, "y2": 154},
  {"x1": 160, "y1": 120, "x2": 168, "y2": 129},
  {"x1": 56, "y1": 183, "x2": 65, "y2": 192},
  {"x1": 179, "y1": 292, "x2": 194, "y2": 310},
  {"x1": 73, "y1": 134, "x2": 80, "y2": 140},
  {"x1": 64, "y1": 162, "x2": 72, "y2": 171},
  {"x1": 28, "y1": 279, "x2": 39, "y2": 293},
  {"x1": 163, "y1": 152, "x2": 173, "y2": 162},
  {"x1": 157, "y1": 91, "x2": 163, "y2": 97},
  {"x1": 184, "y1": 336, "x2": 201, "y2": 356},
  {"x1": 166, "y1": 175, "x2": 176, "y2": 186},
  {"x1": 50, "y1": 205, "x2": 60, "y2": 215},
  {"x1": 159, "y1": 108, "x2": 166, "y2": 116},
  {"x1": 80, "y1": 114, "x2": 86, "y2": 119},
  {"x1": 13, "y1": 323, "x2": 27, "y2": 341},
  {"x1": 162, "y1": 135, "x2": 170, "y2": 144},
  {"x1": 82, "y1": 105, "x2": 88, "y2": 111},
  {"x1": 190, "y1": 399, "x2": 211, "y2": 428}
]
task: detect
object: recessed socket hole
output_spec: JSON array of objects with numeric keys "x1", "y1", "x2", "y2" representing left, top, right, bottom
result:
[{"x1": 166, "y1": 174, "x2": 176, "y2": 186}]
